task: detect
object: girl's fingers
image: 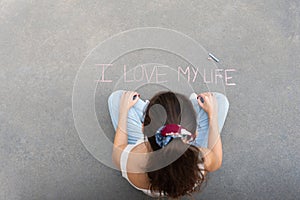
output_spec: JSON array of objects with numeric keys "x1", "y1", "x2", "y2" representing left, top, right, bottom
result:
[
  {"x1": 122, "y1": 91, "x2": 139, "y2": 104},
  {"x1": 197, "y1": 98, "x2": 204, "y2": 108},
  {"x1": 132, "y1": 92, "x2": 140, "y2": 101},
  {"x1": 127, "y1": 91, "x2": 139, "y2": 106},
  {"x1": 198, "y1": 92, "x2": 210, "y2": 98},
  {"x1": 204, "y1": 96, "x2": 209, "y2": 102}
]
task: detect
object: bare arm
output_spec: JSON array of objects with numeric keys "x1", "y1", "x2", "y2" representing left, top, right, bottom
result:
[
  {"x1": 112, "y1": 91, "x2": 140, "y2": 169},
  {"x1": 197, "y1": 92, "x2": 222, "y2": 172}
]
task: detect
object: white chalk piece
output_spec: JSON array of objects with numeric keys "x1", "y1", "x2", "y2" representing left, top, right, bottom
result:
[{"x1": 208, "y1": 53, "x2": 220, "y2": 63}]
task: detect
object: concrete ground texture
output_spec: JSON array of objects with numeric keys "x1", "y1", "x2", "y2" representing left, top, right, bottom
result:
[{"x1": 1, "y1": 0, "x2": 299, "y2": 199}]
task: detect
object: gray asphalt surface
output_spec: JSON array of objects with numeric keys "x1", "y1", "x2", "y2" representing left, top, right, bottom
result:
[{"x1": 1, "y1": 1, "x2": 299, "y2": 199}]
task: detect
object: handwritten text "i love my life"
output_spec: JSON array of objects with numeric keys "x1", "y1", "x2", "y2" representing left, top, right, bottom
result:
[{"x1": 96, "y1": 64, "x2": 236, "y2": 86}]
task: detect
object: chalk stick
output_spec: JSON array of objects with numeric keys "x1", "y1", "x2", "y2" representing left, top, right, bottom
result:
[{"x1": 208, "y1": 53, "x2": 220, "y2": 63}]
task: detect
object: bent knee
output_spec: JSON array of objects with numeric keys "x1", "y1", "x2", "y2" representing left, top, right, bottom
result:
[
  {"x1": 108, "y1": 90, "x2": 124, "y2": 104},
  {"x1": 213, "y1": 92, "x2": 229, "y2": 110}
]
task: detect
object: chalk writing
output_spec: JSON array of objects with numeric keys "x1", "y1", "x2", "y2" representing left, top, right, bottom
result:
[
  {"x1": 177, "y1": 66, "x2": 236, "y2": 86},
  {"x1": 95, "y1": 64, "x2": 237, "y2": 86},
  {"x1": 124, "y1": 65, "x2": 167, "y2": 83},
  {"x1": 95, "y1": 64, "x2": 113, "y2": 82}
]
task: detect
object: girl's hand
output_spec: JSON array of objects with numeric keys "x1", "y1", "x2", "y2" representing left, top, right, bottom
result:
[
  {"x1": 119, "y1": 91, "x2": 140, "y2": 113},
  {"x1": 197, "y1": 92, "x2": 218, "y2": 119}
]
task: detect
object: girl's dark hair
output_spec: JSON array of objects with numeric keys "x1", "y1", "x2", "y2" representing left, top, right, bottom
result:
[{"x1": 143, "y1": 91, "x2": 207, "y2": 198}]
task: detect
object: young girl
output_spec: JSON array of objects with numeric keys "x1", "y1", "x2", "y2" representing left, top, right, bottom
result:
[{"x1": 108, "y1": 90, "x2": 229, "y2": 198}]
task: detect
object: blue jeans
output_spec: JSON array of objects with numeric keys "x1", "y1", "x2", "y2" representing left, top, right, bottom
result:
[{"x1": 108, "y1": 90, "x2": 229, "y2": 148}]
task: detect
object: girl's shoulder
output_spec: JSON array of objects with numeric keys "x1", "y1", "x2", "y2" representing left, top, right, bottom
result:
[{"x1": 126, "y1": 141, "x2": 151, "y2": 190}]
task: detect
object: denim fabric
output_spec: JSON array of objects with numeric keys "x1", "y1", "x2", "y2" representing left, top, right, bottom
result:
[{"x1": 108, "y1": 90, "x2": 229, "y2": 147}]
